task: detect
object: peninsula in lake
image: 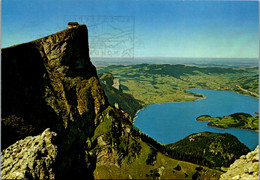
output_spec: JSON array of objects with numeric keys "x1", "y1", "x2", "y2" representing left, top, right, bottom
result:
[{"x1": 197, "y1": 113, "x2": 259, "y2": 131}]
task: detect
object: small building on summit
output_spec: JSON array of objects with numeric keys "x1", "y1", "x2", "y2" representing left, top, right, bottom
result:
[{"x1": 68, "y1": 22, "x2": 79, "y2": 29}]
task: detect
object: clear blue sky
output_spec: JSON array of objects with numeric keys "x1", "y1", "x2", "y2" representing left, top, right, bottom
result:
[{"x1": 2, "y1": 0, "x2": 259, "y2": 58}]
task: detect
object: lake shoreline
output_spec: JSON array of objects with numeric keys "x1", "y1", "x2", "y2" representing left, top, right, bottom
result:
[
  {"x1": 134, "y1": 88, "x2": 258, "y2": 150},
  {"x1": 134, "y1": 88, "x2": 258, "y2": 118}
]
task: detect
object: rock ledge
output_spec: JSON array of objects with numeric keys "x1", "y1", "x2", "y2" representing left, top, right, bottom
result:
[
  {"x1": 1, "y1": 128, "x2": 58, "y2": 179},
  {"x1": 220, "y1": 145, "x2": 259, "y2": 180}
]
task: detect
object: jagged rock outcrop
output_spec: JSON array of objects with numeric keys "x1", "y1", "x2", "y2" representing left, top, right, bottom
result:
[
  {"x1": 112, "y1": 78, "x2": 121, "y2": 91},
  {"x1": 2, "y1": 24, "x2": 108, "y2": 179},
  {"x1": 1, "y1": 129, "x2": 57, "y2": 179},
  {"x1": 99, "y1": 72, "x2": 122, "y2": 92},
  {"x1": 99, "y1": 72, "x2": 143, "y2": 118},
  {"x1": 220, "y1": 146, "x2": 259, "y2": 180},
  {"x1": 91, "y1": 106, "x2": 141, "y2": 167}
]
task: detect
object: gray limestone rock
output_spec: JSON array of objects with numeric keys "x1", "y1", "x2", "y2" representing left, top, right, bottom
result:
[
  {"x1": 220, "y1": 146, "x2": 259, "y2": 180},
  {"x1": 1, "y1": 128, "x2": 57, "y2": 179}
]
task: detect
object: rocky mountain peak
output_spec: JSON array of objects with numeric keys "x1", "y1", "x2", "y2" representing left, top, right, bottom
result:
[{"x1": 1, "y1": 24, "x2": 108, "y2": 179}]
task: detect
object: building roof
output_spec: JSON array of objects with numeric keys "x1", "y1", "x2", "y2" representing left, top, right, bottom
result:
[{"x1": 68, "y1": 22, "x2": 79, "y2": 26}]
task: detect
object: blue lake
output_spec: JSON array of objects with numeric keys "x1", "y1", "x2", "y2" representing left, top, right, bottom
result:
[{"x1": 134, "y1": 89, "x2": 259, "y2": 150}]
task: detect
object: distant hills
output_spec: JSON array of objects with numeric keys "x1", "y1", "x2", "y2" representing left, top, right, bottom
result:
[
  {"x1": 97, "y1": 63, "x2": 258, "y2": 107},
  {"x1": 92, "y1": 57, "x2": 259, "y2": 68}
]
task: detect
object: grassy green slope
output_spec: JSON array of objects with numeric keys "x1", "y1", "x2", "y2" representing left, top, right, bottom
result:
[
  {"x1": 94, "y1": 141, "x2": 221, "y2": 179},
  {"x1": 92, "y1": 106, "x2": 221, "y2": 179}
]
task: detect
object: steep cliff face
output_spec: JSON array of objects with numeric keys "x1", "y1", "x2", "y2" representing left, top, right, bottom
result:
[
  {"x1": 2, "y1": 25, "x2": 108, "y2": 179},
  {"x1": 99, "y1": 72, "x2": 122, "y2": 91},
  {"x1": 99, "y1": 72, "x2": 143, "y2": 118}
]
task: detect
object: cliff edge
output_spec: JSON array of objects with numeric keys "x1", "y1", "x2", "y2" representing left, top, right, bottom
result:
[{"x1": 2, "y1": 24, "x2": 108, "y2": 179}]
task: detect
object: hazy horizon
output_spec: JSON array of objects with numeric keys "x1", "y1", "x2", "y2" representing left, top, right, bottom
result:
[{"x1": 91, "y1": 57, "x2": 259, "y2": 68}]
